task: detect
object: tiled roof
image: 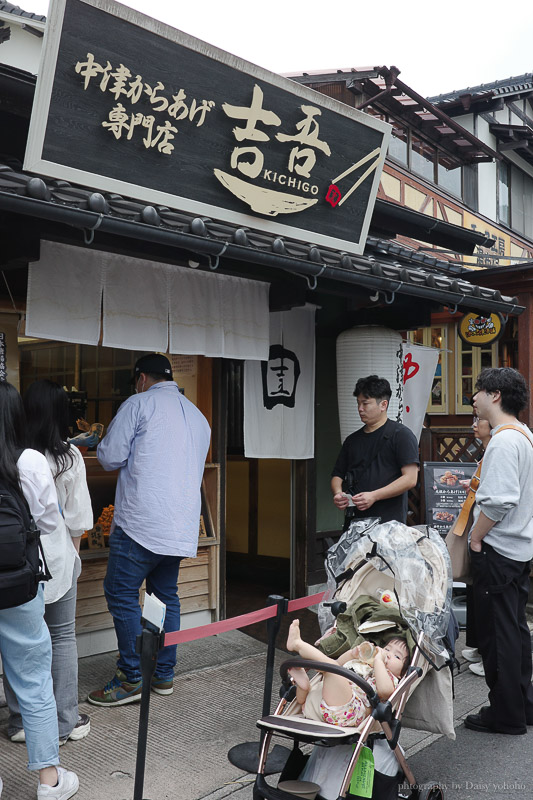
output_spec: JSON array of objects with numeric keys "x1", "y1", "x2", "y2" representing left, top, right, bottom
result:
[
  {"x1": 0, "y1": 2, "x2": 46, "y2": 22},
  {"x1": 0, "y1": 161, "x2": 521, "y2": 315},
  {"x1": 428, "y1": 73, "x2": 533, "y2": 105}
]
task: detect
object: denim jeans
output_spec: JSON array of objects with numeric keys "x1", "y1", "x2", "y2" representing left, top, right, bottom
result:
[
  {"x1": 4, "y1": 560, "x2": 80, "y2": 739},
  {"x1": 104, "y1": 526, "x2": 182, "y2": 683},
  {"x1": 0, "y1": 586, "x2": 59, "y2": 770}
]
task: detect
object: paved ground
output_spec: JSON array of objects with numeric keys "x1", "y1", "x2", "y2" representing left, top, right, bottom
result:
[{"x1": 1, "y1": 626, "x2": 532, "y2": 800}]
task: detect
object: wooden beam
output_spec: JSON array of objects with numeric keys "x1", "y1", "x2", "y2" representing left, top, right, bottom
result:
[{"x1": 498, "y1": 139, "x2": 531, "y2": 152}]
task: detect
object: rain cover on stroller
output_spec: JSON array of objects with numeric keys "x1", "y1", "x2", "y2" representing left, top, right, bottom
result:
[{"x1": 318, "y1": 517, "x2": 453, "y2": 663}]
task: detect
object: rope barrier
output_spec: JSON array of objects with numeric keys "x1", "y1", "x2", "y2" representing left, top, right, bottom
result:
[
  {"x1": 163, "y1": 590, "x2": 326, "y2": 647},
  {"x1": 135, "y1": 590, "x2": 326, "y2": 796}
]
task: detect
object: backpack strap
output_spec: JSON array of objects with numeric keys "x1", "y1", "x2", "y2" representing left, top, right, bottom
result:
[
  {"x1": 492, "y1": 423, "x2": 533, "y2": 446},
  {"x1": 13, "y1": 448, "x2": 35, "y2": 529},
  {"x1": 453, "y1": 424, "x2": 533, "y2": 537}
]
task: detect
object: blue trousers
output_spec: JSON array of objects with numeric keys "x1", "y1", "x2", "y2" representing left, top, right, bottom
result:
[
  {"x1": 104, "y1": 526, "x2": 183, "y2": 683},
  {"x1": 0, "y1": 587, "x2": 59, "y2": 770}
]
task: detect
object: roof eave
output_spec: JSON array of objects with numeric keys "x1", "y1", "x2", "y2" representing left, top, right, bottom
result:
[{"x1": 0, "y1": 189, "x2": 522, "y2": 317}]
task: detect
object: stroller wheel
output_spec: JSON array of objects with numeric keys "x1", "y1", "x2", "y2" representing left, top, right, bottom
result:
[{"x1": 418, "y1": 784, "x2": 444, "y2": 800}]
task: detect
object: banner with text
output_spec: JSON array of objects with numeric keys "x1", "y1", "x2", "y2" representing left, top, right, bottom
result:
[
  {"x1": 402, "y1": 342, "x2": 439, "y2": 441},
  {"x1": 244, "y1": 306, "x2": 315, "y2": 459}
]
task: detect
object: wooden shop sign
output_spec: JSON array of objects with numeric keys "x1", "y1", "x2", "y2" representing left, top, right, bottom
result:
[{"x1": 25, "y1": 0, "x2": 390, "y2": 256}]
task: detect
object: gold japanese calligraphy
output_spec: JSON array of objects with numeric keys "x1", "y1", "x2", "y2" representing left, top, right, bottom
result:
[
  {"x1": 74, "y1": 52, "x2": 216, "y2": 155},
  {"x1": 216, "y1": 84, "x2": 328, "y2": 216}
]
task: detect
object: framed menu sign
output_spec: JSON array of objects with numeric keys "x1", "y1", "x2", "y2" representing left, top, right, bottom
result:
[{"x1": 423, "y1": 462, "x2": 478, "y2": 536}]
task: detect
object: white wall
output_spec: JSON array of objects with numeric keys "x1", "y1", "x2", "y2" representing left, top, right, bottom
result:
[
  {"x1": 475, "y1": 115, "x2": 498, "y2": 221},
  {"x1": 0, "y1": 13, "x2": 44, "y2": 74}
]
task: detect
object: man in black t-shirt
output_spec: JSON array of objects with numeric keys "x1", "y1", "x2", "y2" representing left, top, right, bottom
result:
[{"x1": 331, "y1": 375, "x2": 419, "y2": 526}]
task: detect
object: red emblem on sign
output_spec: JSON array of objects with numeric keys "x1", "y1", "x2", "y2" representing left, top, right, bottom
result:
[
  {"x1": 403, "y1": 352, "x2": 419, "y2": 385},
  {"x1": 325, "y1": 184, "x2": 342, "y2": 207}
]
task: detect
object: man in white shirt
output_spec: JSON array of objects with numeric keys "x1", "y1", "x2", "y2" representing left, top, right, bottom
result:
[
  {"x1": 88, "y1": 354, "x2": 211, "y2": 706},
  {"x1": 465, "y1": 367, "x2": 533, "y2": 735}
]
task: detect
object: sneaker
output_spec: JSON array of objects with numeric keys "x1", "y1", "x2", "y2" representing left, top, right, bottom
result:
[
  {"x1": 462, "y1": 647, "x2": 482, "y2": 663},
  {"x1": 8, "y1": 728, "x2": 26, "y2": 743},
  {"x1": 37, "y1": 766, "x2": 79, "y2": 800},
  {"x1": 151, "y1": 675, "x2": 174, "y2": 696},
  {"x1": 87, "y1": 670, "x2": 142, "y2": 707},
  {"x1": 469, "y1": 661, "x2": 485, "y2": 677},
  {"x1": 59, "y1": 714, "x2": 90, "y2": 746}
]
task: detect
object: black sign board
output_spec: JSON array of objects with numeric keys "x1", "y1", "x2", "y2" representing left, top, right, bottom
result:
[
  {"x1": 423, "y1": 461, "x2": 478, "y2": 536},
  {"x1": 25, "y1": 0, "x2": 389, "y2": 256}
]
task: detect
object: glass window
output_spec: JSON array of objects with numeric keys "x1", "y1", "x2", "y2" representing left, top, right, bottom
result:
[
  {"x1": 456, "y1": 329, "x2": 498, "y2": 414},
  {"x1": 498, "y1": 161, "x2": 510, "y2": 225},
  {"x1": 437, "y1": 153, "x2": 461, "y2": 197},
  {"x1": 511, "y1": 165, "x2": 525, "y2": 234},
  {"x1": 388, "y1": 122, "x2": 408, "y2": 165},
  {"x1": 525, "y1": 174, "x2": 533, "y2": 239},
  {"x1": 408, "y1": 325, "x2": 448, "y2": 413},
  {"x1": 510, "y1": 165, "x2": 533, "y2": 238},
  {"x1": 411, "y1": 135, "x2": 435, "y2": 182}
]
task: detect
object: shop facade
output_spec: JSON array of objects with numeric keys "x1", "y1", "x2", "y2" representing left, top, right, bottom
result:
[
  {"x1": 290, "y1": 67, "x2": 533, "y2": 428},
  {"x1": 0, "y1": 0, "x2": 524, "y2": 655}
]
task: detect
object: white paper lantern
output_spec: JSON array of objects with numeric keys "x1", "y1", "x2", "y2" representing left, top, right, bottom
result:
[{"x1": 336, "y1": 326, "x2": 403, "y2": 443}]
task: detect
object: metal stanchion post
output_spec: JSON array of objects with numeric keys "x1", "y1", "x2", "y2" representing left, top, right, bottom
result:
[
  {"x1": 133, "y1": 620, "x2": 166, "y2": 800},
  {"x1": 227, "y1": 595, "x2": 291, "y2": 775}
]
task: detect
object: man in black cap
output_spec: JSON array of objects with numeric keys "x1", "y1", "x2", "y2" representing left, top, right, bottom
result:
[{"x1": 88, "y1": 354, "x2": 211, "y2": 706}]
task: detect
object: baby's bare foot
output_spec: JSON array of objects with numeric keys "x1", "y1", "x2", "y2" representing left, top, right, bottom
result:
[
  {"x1": 288, "y1": 667, "x2": 310, "y2": 692},
  {"x1": 287, "y1": 619, "x2": 302, "y2": 652}
]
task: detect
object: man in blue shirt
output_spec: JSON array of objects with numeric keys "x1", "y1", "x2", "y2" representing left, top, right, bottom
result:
[{"x1": 88, "y1": 354, "x2": 211, "y2": 706}]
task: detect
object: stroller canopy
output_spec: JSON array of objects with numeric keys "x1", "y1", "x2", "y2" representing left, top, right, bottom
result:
[{"x1": 318, "y1": 518, "x2": 453, "y2": 660}]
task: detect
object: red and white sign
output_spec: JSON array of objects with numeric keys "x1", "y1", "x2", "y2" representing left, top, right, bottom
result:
[{"x1": 402, "y1": 342, "x2": 438, "y2": 441}]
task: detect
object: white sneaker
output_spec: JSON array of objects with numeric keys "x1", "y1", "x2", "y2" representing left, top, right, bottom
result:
[
  {"x1": 9, "y1": 728, "x2": 26, "y2": 743},
  {"x1": 0, "y1": 775, "x2": 3, "y2": 798},
  {"x1": 462, "y1": 647, "x2": 482, "y2": 663},
  {"x1": 469, "y1": 661, "x2": 485, "y2": 677},
  {"x1": 37, "y1": 767, "x2": 79, "y2": 800}
]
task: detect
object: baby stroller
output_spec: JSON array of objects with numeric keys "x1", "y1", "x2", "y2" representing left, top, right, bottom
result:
[{"x1": 253, "y1": 518, "x2": 454, "y2": 800}]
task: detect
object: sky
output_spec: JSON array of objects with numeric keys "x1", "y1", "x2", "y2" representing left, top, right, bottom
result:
[{"x1": 24, "y1": 0, "x2": 533, "y2": 98}]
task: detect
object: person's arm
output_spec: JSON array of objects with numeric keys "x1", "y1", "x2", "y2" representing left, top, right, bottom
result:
[
  {"x1": 372, "y1": 649, "x2": 396, "y2": 700},
  {"x1": 62, "y1": 447, "x2": 94, "y2": 541},
  {"x1": 471, "y1": 434, "x2": 522, "y2": 549},
  {"x1": 337, "y1": 645, "x2": 361, "y2": 666},
  {"x1": 97, "y1": 399, "x2": 138, "y2": 471},
  {"x1": 18, "y1": 453, "x2": 63, "y2": 536},
  {"x1": 469, "y1": 511, "x2": 496, "y2": 552},
  {"x1": 331, "y1": 476, "x2": 350, "y2": 509},
  {"x1": 331, "y1": 441, "x2": 350, "y2": 509},
  {"x1": 353, "y1": 463, "x2": 418, "y2": 512}
]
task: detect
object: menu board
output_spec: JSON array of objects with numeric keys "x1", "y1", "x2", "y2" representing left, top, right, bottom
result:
[{"x1": 423, "y1": 461, "x2": 478, "y2": 536}]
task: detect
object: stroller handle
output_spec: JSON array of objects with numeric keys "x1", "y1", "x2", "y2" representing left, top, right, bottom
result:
[{"x1": 280, "y1": 657, "x2": 379, "y2": 705}]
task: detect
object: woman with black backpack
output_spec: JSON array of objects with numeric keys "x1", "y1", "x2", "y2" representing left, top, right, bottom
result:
[
  {"x1": 0, "y1": 381, "x2": 79, "y2": 800},
  {"x1": 4, "y1": 380, "x2": 93, "y2": 751}
]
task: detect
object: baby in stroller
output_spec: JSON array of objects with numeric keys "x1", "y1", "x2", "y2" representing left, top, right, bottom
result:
[{"x1": 287, "y1": 619, "x2": 409, "y2": 727}]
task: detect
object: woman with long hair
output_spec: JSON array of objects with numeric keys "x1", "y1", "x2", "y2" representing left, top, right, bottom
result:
[
  {"x1": 0, "y1": 381, "x2": 79, "y2": 798},
  {"x1": 5, "y1": 380, "x2": 93, "y2": 747}
]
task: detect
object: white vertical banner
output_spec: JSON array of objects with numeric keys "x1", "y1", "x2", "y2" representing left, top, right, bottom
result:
[
  {"x1": 402, "y1": 342, "x2": 439, "y2": 441},
  {"x1": 244, "y1": 306, "x2": 316, "y2": 459}
]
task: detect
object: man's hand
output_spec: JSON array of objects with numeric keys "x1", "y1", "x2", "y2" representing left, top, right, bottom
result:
[
  {"x1": 353, "y1": 491, "x2": 377, "y2": 511},
  {"x1": 468, "y1": 511, "x2": 495, "y2": 552},
  {"x1": 333, "y1": 492, "x2": 350, "y2": 509}
]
